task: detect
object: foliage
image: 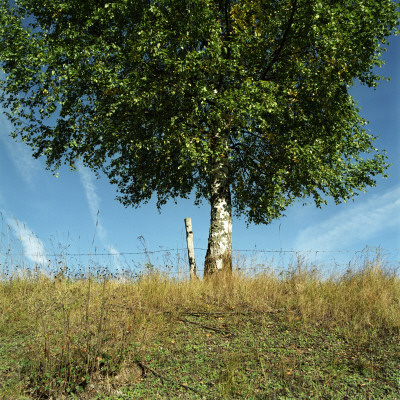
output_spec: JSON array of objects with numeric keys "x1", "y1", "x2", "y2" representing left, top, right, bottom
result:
[{"x1": 0, "y1": 0, "x2": 398, "y2": 225}]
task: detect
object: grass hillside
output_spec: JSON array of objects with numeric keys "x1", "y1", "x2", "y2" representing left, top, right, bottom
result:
[{"x1": 0, "y1": 258, "x2": 400, "y2": 399}]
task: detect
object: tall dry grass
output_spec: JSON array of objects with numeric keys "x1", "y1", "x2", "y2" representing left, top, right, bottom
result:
[{"x1": 0, "y1": 256, "x2": 399, "y2": 398}]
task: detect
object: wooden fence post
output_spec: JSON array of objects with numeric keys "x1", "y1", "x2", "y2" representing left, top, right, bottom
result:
[{"x1": 184, "y1": 218, "x2": 198, "y2": 280}]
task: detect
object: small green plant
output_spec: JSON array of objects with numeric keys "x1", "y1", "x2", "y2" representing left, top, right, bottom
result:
[{"x1": 217, "y1": 352, "x2": 243, "y2": 398}]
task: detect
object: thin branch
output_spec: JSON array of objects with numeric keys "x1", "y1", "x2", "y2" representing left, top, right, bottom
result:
[
  {"x1": 179, "y1": 317, "x2": 231, "y2": 335},
  {"x1": 180, "y1": 309, "x2": 282, "y2": 316},
  {"x1": 137, "y1": 361, "x2": 202, "y2": 394},
  {"x1": 260, "y1": 0, "x2": 298, "y2": 81}
]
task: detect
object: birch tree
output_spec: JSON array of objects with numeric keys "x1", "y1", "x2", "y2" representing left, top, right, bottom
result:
[{"x1": 0, "y1": 0, "x2": 398, "y2": 277}]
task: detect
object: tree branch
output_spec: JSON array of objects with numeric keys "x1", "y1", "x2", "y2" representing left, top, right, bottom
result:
[
  {"x1": 179, "y1": 317, "x2": 231, "y2": 335},
  {"x1": 137, "y1": 361, "x2": 202, "y2": 394},
  {"x1": 260, "y1": 0, "x2": 298, "y2": 81}
]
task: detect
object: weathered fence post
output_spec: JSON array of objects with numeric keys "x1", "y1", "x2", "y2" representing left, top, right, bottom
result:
[{"x1": 184, "y1": 218, "x2": 198, "y2": 280}]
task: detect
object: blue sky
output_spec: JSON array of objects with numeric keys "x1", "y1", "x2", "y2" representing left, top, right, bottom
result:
[{"x1": 0, "y1": 33, "x2": 399, "y2": 276}]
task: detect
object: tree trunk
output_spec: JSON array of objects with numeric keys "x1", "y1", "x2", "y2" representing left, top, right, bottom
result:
[{"x1": 204, "y1": 153, "x2": 232, "y2": 277}]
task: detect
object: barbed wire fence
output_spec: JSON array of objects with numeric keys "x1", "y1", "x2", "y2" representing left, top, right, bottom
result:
[
  {"x1": 1, "y1": 212, "x2": 399, "y2": 278},
  {"x1": 1, "y1": 242, "x2": 399, "y2": 280}
]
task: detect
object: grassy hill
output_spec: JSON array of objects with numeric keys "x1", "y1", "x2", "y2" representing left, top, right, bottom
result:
[{"x1": 1, "y1": 259, "x2": 399, "y2": 399}]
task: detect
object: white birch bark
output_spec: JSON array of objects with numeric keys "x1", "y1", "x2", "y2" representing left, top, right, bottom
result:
[{"x1": 204, "y1": 152, "x2": 232, "y2": 277}]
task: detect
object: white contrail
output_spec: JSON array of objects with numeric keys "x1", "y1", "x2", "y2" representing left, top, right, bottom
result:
[
  {"x1": 77, "y1": 162, "x2": 123, "y2": 273},
  {"x1": 0, "y1": 106, "x2": 39, "y2": 187},
  {"x1": 77, "y1": 161, "x2": 107, "y2": 241},
  {"x1": 6, "y1": 217, "x2": 48, "y2": 266},
  {"x1": 108, "y1": 245, "x2": 124, "y2": 272},
  {"x1": 294, "y1": 186, "x2": 400, "y2": 251}
]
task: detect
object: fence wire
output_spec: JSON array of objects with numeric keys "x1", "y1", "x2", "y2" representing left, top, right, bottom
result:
[
  {"x1": 2, "y1": 247, "x2": 399, "y2": 257},
  {"x1": 1, "y1": 245, "x2": 399, "y2": 280}
]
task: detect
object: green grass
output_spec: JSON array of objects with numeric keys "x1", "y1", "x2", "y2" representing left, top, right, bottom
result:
[{"x1": 1, "y1": 260, "x2": 400, "y2": 399}]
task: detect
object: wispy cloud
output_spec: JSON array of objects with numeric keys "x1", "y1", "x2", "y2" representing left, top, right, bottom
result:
[
  {"x1": 77, "y1": 162, "x2": 107, "y2": 241},
  {"x1": 0, "y1": 107, "x2": 40, "y2": 186},
  {"x1": 108, "y1": 245, "x2": 124, "y2": 271},
  {"x1": 77, "y1": 162, "x2": 123, "y2": 271},
  {"x1": 294, "y1": 186, "x2": 400, "y2": 251},
  {"x1": 6, "y1": 217, "x2": 48, "y2": 266}
]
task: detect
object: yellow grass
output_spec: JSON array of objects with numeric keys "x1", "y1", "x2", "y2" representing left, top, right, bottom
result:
[{"x1": 1, "y1": 257, "x2": 399, "y2": 398}]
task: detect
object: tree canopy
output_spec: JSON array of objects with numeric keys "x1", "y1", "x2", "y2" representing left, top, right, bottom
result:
[{"x1": 0, "y1": 0, "x2": 398, "y2": 275}]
